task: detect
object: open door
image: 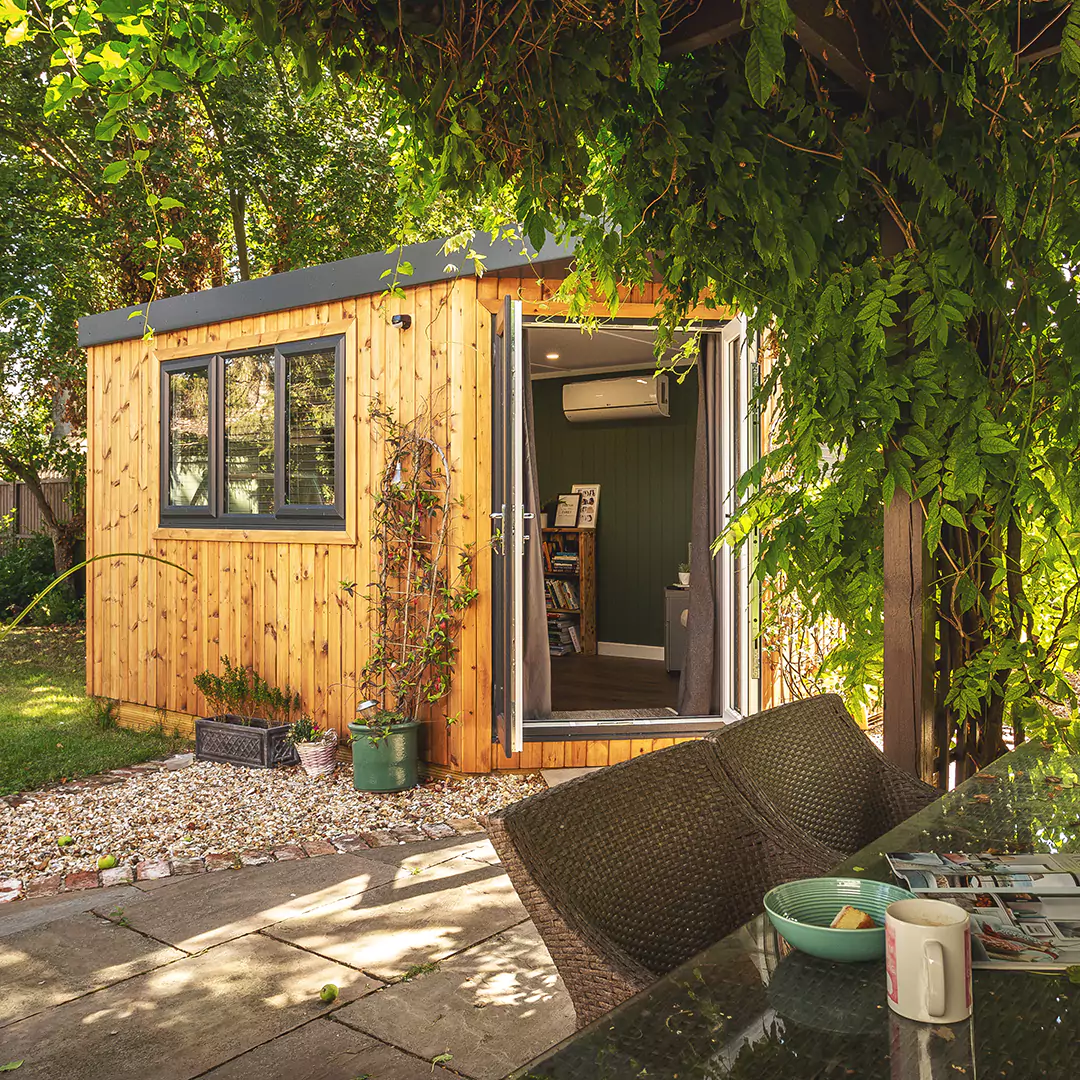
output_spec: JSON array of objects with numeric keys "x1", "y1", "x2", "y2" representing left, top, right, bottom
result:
[
  {"x1": 491, "y1": 297, "x2": 525, "y2": 756},
  {"x1": 718, "y1": 316, "x2": 761, "y2": 720}
]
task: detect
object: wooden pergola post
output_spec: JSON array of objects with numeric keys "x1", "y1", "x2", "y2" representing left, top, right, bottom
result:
[
  {"x1": 878, "y1": 212, "x2": 937, "y2": 785},
  {"x1": 883, "y1": 492, "x2": 937, "y2": 783}
]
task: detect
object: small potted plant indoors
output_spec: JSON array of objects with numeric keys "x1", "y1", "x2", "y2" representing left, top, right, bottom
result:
[
  {"x1": 678, "y1": 561, "x2": 691, "y2": 586},
  {"x1": 192, "y1": 657, "x2": 301, "y2": 768},
  {"x1": 343, "y1": 397, "x2": 479, "y2": 792},
  {"x1": 287, "y1": 714, "x2": 338, "y2": 779}
]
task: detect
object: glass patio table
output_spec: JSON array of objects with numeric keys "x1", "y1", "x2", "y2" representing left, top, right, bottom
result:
[{"x1": 513, "y1": 739, "x2": 1080, "y2": 1079}]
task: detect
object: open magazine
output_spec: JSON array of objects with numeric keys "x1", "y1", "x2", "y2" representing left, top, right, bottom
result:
[{"x1": 887, "y1": 852, "x2": 1080, "y2": 970}]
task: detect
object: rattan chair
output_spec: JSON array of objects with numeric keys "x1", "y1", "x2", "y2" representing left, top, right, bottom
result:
[
  {"x1": 487, "y1": 739, "x2": 837, "y2": 1028},
  {"x1": 708, "y1": 694, "x2": 939, "y2": 860}
]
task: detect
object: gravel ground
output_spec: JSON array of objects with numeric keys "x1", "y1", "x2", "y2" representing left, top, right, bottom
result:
[{"x1": 0, "y1": 762, "x2": 543, "y2": 881}]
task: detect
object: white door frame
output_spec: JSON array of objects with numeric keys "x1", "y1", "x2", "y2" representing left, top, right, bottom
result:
[{"x1": 718, "y1": 317, "x2": 761, "y2": 721}]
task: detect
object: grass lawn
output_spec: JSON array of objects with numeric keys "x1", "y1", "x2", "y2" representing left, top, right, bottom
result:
[{"x1": 0, "y1": 625, "x2": 188, "y2": 796}]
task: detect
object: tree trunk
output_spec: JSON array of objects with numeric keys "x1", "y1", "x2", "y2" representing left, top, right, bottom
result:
[
  {"x1": 0, "y1": 453, "x2": 80, "y2": 579},
  {"x1": 230, "y1": 188, "x2": 251, "y2": 281}
]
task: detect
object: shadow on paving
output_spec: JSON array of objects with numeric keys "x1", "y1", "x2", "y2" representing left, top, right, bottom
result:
[{"x1": 0, "y1": 834, "x2": 575, "y2": 1080}]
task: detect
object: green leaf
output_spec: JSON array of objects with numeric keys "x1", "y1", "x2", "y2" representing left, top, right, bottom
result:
[
  {"x1": 94, "y1": 116, "x2": 122, "y2": 141},
  {"x1": 1063, "y1": 6, "x2": 1080, "y2": 75},
  {"x1": 102, "y1": 160, "x2": 130, "y2": 184},
  {"x1": 583, "y1": 193, "x2": 603, "y2": 216},
  {"x1": 131, "y1": 121, "x2": 150, "y2": 141},
  {"x1": 158, "y1": 196, "x2": 184, "y2": 210},
  {"x1": 745, "y1": 35, "x2": 779, "y2": 108},
  {"x1": 162, "y1": 236, "x2": 184, "y2": 250},
  {"x1": 0, "y1": 1063, "x2": 23, "y2": 1073},
  {"x1": 151, "y1": 69, "x2": 183, "y2": 93},
  {"x1": 979, "y1": 437, "x2": 1014, "y2": 455},
  {"x1": 0, "y1": 0, "x2": 27, "y2": 23},
  {"x1": 941, "y1": 504, "x2": 965, "y2": 529}
]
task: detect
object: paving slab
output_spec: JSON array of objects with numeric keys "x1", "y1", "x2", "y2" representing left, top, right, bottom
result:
[
  {"x1": 357, "y1": 833, "x2": 497, "y2": 871},
  {"x1": 336, "y1": 922, "x2": 574, "y2": 1080},
  {"x1": 460, "y1": 838, "x2": 502, "y2": 866},
  {"x1": 95, "y1": 853, "x2": 397, "y2": 952},
  {"x1": 0, "y1": 912, "x2": 184, "y2": 1027},
  {"x1": 0, "y1": 886, "x2": 143, "y2": 938},
  {"x1": 201, "y1": 1017, "x2": 460, "y2": 1080},
  {"x1": 267, "y1": 856, "x2": 529, "y2": 979},
  {"x1": 0, "y1": 933, "x2": 382, "y2": 1080}
]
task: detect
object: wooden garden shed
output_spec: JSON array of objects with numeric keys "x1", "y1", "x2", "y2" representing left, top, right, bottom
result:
[{"x1": 80, "y1": 233, "x2": 757, "y2": 775}]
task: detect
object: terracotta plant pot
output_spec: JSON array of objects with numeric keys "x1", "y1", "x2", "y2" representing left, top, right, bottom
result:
[{"x1": 295, "y1": 730, "x2": 339, "y2": 778}]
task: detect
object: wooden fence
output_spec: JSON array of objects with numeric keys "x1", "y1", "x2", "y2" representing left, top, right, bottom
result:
[{"x1": 0, "y1": 478, "x2": 73, "y2": 540}]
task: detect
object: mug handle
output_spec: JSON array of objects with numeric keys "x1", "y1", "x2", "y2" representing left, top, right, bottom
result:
[{"x1": 924, "y1": 940, "x2": 946, "y2": 1017}]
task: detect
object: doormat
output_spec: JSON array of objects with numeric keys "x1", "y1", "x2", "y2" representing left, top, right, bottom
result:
[{"x1": 547, "y1": 708, "x2": 678, "y2": 720}]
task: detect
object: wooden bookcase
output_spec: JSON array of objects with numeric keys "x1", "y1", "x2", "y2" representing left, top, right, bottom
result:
[{"x1": 542, "y1": 527, "x2": 597, "y2": 656}]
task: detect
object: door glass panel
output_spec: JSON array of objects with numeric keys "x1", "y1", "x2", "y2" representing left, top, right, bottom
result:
[
  {"x1": 168, "y1": 368, "x2": 210, "y2": 507},
  {"x1": 730, "y1": 335, "x2": 742, "y2": 712},
  {"x1": 224, "y1": 350, "x2": 275, "y2": 514},
  {"x1": 285, "y1": 346, "x2": 337, "y2": 506}
]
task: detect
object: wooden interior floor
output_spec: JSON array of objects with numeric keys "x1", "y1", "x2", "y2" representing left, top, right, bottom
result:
[{"x1": 549, "y1": 653, "x2": 681, "y2": 711}]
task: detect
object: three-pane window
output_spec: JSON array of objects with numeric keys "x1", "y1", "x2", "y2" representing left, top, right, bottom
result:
[{"x1": 161, "y1": 336, "x2": 343, "y2": 528}]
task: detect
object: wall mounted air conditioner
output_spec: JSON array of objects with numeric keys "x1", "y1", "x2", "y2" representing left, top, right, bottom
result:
[{"x1": 562, "y1": 374, "x2": 670, "y2": 423}]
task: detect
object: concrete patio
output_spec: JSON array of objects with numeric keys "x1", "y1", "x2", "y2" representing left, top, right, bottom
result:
[{"x1": 0, "y1": 834, "x2": 575, "y2": 1079}]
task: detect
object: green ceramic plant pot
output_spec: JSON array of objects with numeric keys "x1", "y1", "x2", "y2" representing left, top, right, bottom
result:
[{"x1": 347, "y1": 719, "x2": 420, "y2": 792}]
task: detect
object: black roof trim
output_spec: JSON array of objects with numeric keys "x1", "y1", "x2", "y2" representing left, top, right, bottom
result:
[{"x1": 78, "y1": 232, "x2": 576, "y2": 348}]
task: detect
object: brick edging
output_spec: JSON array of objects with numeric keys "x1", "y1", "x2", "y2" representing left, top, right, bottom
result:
[{"x1": 2, "y1": 818, "x2": 487, "y2": 903}]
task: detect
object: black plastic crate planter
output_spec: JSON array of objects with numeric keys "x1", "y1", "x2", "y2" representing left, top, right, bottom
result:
[{"x1": 194, "y1": 715, "x2": 299, "y2": 768}]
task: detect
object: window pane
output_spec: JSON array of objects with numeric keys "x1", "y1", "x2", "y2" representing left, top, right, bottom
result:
[
  {"x1": 224, "y1": 350, "x2": 275, "y2": 514},
  {"x1": 168, "y1": 368, "x2": 209, "y2": 507},
  {"x1": 285, "y1": 347, "x2": 337, "y2": 506}
]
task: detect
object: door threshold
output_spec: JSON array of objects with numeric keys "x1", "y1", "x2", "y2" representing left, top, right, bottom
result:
[{"x1": 523, "y1": 716, "x2": 728, "y2": 741}]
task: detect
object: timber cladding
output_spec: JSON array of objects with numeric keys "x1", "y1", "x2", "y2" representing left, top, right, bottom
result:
[{"x1": 86, "y1": 269, "x2": 713, "y2": 773}]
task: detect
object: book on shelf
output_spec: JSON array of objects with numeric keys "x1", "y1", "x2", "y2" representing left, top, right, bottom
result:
[{"x1": 544, "y1": 578, "x2": 580, "y2": 612}]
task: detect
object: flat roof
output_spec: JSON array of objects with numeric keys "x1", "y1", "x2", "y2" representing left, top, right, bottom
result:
[{"x1": 78, "y1": 232, "x2": 576, "y2": 348}]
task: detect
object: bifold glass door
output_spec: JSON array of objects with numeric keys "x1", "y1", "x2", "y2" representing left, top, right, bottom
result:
[
  {"x1": 718, "y1": 316, "x2": 761, "y2": 721},
  {"x1": 491, "y1": 297, "x2": 526, "y2": 756}
]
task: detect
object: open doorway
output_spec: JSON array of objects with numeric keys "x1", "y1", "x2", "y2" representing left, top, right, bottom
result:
[
  {"x1": 491, "y1": 302, "x2": 761, "y2": 755},
  {"x1": 527, "y1": 322, "x2": 695, "y2": 717}
]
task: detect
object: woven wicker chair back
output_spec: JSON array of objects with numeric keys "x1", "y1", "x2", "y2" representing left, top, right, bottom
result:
[
  {"x1": 710, "y1": 694, "x2": 936, "y2": 856},
  {"x1": 495, "y1": 739, "x2": 807, "y2": 977}
]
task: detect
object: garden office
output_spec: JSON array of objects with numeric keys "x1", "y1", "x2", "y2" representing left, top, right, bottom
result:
[{"x1": 78, "y1": 232, "x2": 770, "y2": 776}]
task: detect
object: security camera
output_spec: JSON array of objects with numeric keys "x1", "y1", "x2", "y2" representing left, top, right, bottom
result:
[{"x1": 391, "y1": 314, "x2": 412, "y2": 330}]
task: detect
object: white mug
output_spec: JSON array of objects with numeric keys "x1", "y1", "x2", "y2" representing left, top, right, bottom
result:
[{"x1": 885, "y1": 898, "x2": 972, "y2": 1024}]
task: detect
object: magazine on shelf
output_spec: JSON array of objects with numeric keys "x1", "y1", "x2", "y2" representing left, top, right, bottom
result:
[{"x1": 887, "y1": 852, "x2": 1080, "y2": 970}]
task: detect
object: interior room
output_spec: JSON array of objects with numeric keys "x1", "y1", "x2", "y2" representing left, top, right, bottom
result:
[{"x1": 525, "y1": 321, "x2": 697, "y2": 720}]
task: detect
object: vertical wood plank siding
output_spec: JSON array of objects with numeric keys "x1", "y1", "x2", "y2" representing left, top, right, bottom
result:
[{"x1": 86, "y1": 274, "x2": 714, "y2": 772}]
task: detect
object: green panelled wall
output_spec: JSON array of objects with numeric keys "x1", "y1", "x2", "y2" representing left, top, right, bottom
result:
[{"x1": 532, "y1": 368, "x2": 697, "y2": 647}]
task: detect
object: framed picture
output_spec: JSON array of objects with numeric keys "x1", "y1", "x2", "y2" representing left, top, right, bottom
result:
[
  {"x1": 554, "y1": 492, "x2": 581, "y2": 527},
  {"x1": 572, "y1": 483, "x2": 600, "y2": 528}
]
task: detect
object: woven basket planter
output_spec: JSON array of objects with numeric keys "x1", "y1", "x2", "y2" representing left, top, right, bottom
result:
[{"x1": 295, "y1": 731, "x2": 339, "y2": 778}]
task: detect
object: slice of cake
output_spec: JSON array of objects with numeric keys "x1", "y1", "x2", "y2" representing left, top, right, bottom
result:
[{"x1": 830, "y1": 905, "x2": 876, "y2": 930}]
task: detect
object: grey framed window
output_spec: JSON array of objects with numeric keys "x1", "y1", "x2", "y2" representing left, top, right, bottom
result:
[{"x1": 161, "y1": 335, "x2": 344, "y2": 529}]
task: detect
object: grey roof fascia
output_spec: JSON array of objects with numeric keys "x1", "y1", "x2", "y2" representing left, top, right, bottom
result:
[{"x1": 78, "y1": 232, "x2": 576, "y2": 348}]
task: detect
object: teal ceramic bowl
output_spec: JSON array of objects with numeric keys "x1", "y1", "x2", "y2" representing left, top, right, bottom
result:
[{"x1": 764, "y1": 877, "x2": 915, "y2": 962}]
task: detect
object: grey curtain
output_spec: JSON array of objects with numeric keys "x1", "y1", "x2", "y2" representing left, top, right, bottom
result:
[
  {"x1": 522, "y1": 360, "x2": 552, "y2": 718},
  {"x1": 678, "y1": 335, "x2": 724, "y2": 715}
]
